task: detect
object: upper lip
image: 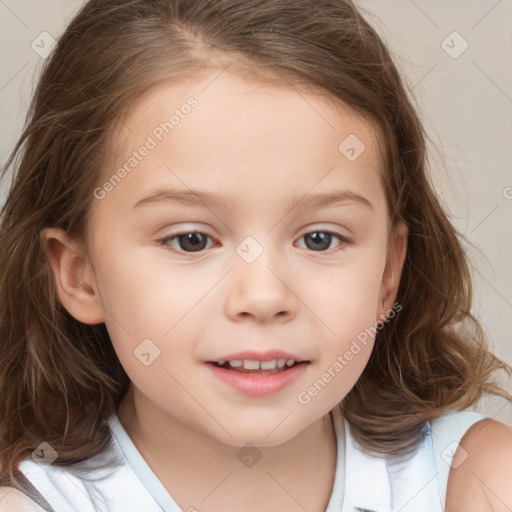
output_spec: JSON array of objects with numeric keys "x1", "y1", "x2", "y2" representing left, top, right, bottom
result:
[{"x1": 207, "y1": 350, "x2": 308, "y2": 363}]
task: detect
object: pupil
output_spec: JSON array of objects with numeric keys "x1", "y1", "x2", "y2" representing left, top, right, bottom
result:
[
  {"x1": 305, "y1": 232, "x2": 331, "y2": 251},
  {"x1": 180, "y1": 233, "x2": 207, "y2": 252}
]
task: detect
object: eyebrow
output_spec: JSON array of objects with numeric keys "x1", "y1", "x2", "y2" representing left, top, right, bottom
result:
[{"x1": 133, "y1": 188, "x2": 374, "y2": 212}]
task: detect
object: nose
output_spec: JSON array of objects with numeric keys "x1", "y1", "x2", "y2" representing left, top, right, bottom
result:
[{"x1": 224, "y1": 255, "x2": 297, "y2": 324}]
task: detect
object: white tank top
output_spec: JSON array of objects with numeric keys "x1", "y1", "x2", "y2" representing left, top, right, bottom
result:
[{"x1": 11, "y1": 405, "x2": 487, "y2": 511}]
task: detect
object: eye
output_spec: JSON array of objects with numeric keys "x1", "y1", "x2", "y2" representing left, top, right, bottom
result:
[
  {"x1": 295, "y1": 230, "x2": 351, "y2": 253},
  {"x1": 157, "y1": 231, "x2": 215, "y2": 254},
  {"x1": 157, "y1": 228, "x2": 351, "y2": 255}
]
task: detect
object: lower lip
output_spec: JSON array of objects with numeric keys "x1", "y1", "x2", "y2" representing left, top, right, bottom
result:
[{"x1": 206, "y1": 362, "x2": 309, "y2": 396}]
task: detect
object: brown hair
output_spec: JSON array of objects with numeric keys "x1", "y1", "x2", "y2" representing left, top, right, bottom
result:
[{"x1": 1, "y1": 0, "x2": 511, "y2": 483}]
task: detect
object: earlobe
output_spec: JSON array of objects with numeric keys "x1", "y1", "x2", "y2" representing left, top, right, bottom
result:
[
  {"x1": 378, "y1": 221, "x2": 408, "y2": 318},
  {"x1": 40, "y1": 227, "x2": 105, "y2": 325}
]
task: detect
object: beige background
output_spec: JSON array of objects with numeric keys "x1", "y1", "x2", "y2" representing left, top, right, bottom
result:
[{"x1": 1, "y1": 0, "x2": 511, "y2": 423}]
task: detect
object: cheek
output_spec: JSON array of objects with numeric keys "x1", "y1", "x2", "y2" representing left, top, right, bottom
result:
[
  {"x1": 93, "y1": 243, "x2": 190, "y2": 325},
  {"x1": 296, "y1": 253, "x2": 386, "y2": 340},
  {"x1": 294, "y1": 262, "x2": 384, "y2": 412},
  {"x1": 92, "y1": 245, "x2": 210, "y2": 371}
]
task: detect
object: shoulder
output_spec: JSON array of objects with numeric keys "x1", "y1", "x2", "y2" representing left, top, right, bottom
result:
[
  {"x1": 0, "y1": 487, "x2": 47, "y2": 511},
  {"x1": 445, "y1": 417, "x2": 512, "y2": 512}
]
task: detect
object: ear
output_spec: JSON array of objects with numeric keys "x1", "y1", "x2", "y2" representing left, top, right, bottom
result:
[
  {"x1": 376, "y1": 221, "x2": 408, "y2": 322},
  {"x1": 40, "y1": 227, "x2": 105, "y2": 325}
]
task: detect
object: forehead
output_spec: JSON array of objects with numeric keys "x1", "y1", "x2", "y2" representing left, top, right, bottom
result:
[
  {"x1": 113, "y1": 69, "x2": 382, "y2": 152},
  {"x1": 99, "y1": 70, "x2": 387, "y2": 215}
]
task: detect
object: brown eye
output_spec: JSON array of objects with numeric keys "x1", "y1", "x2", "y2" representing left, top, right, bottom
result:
[
  {"x1": 296, "y1": 230, "x2": 351, "y2": 253},
  {"x1": 158, "y1": 231, "x2": 214, "y2": 253}
]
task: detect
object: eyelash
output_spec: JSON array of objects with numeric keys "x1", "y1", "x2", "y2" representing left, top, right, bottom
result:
[{"x1": 156, "y1": 228, "x2": 352, "y2": 255}]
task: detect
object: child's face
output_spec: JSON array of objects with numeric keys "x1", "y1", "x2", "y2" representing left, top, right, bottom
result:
[{"x1": 73, "y1": 70, "x2": 406, "y2": 446}]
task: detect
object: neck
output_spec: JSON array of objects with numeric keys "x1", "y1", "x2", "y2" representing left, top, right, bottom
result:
[{"x1": 117, "y1": 385, "x2": 338, "y2": 512}]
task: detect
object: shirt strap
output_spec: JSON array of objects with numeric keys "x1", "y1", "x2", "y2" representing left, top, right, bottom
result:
[{"x1": 429, "y1": 409, "x2": 488, "y2": 510}]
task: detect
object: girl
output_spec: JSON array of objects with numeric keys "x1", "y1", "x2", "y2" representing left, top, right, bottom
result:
[{"x1": 1, "y1": 1, "x2": 511, "y2": 511}]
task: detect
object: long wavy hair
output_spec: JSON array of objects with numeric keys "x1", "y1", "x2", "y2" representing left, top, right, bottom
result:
[{"x1": 1, "y1": 0, "x2": 511, "y2": 483}]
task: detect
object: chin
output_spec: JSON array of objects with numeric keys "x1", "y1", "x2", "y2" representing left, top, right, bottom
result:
[{"x1": 202, "y1": 417, "x2": 304, "y2": 448}]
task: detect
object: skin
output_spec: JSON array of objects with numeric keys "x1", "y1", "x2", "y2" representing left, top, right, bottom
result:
[
  {"x1": 445, "y1": 418, "x2": 512, "y2": 511},
  {"x1": 42, "y1": 69, "x2": 408, "y2": 512}
]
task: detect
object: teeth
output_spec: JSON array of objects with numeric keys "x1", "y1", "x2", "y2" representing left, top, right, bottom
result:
[
  {"x1": 260, "y1": 359, "x2": 277, "y2": 370},
  {"x1": 243, "y1": 360, "x2": 260, "y2": 370},
  {"x1": 216, "y1": 359, "x2": 298, "y2": 369}
]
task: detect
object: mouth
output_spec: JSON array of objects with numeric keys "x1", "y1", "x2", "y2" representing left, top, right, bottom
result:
[{"x1": 205, "y1": 355, "x2": 311, "y2": 396}]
